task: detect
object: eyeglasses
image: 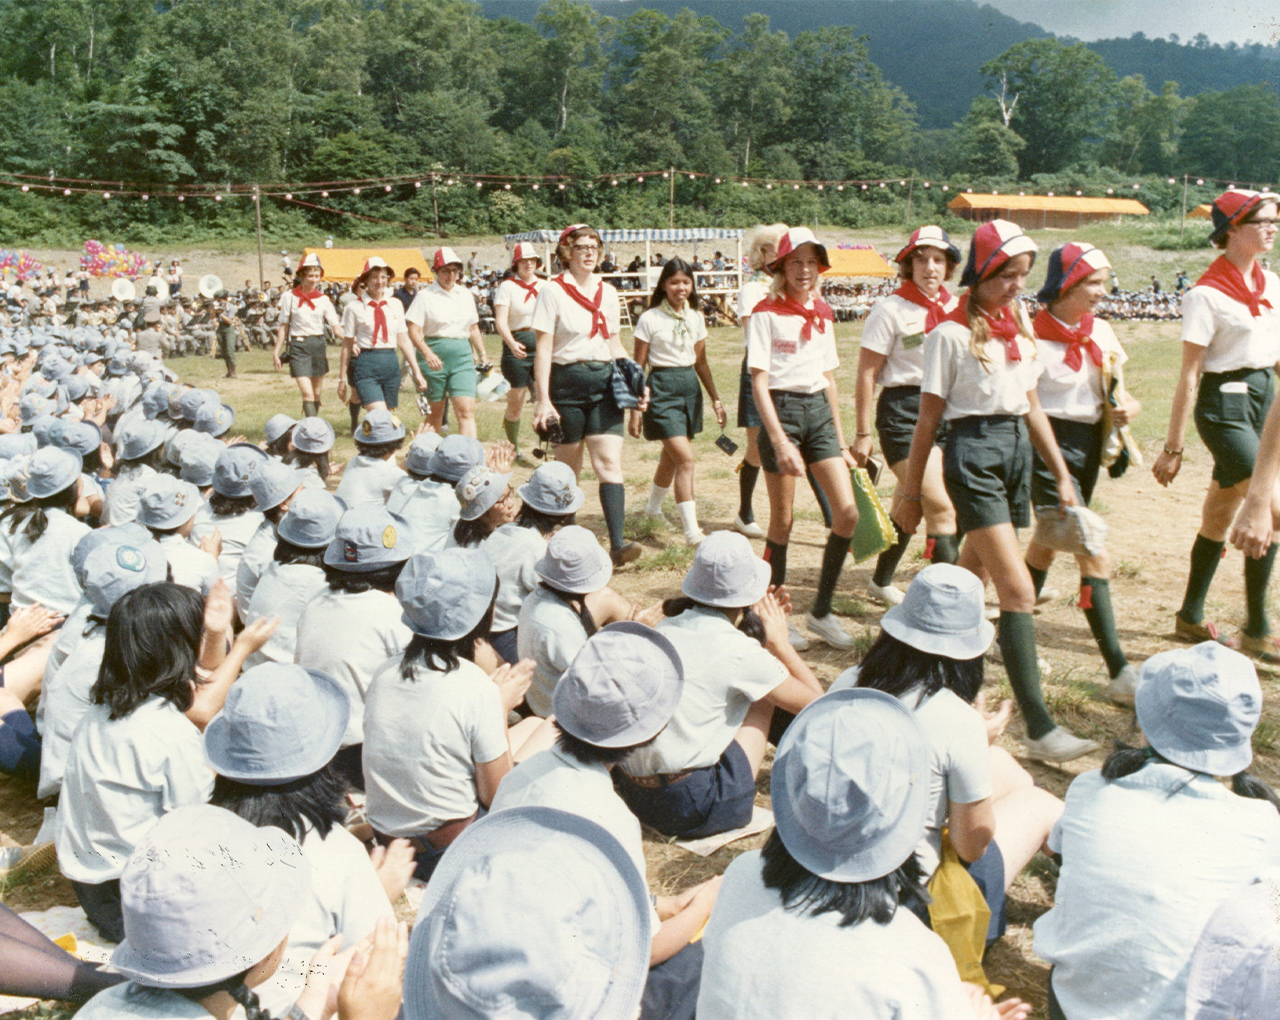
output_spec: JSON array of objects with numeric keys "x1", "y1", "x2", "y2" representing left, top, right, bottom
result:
[
  {"x1": 571, "y1": 244, "x2": 600, "y2": 252},
  {"x1": 1244, "y1": 219, "x2": 1279, "y2": 229}
]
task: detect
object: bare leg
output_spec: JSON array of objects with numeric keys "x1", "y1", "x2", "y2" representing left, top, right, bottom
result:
[
  {"x1": 451, "y1": 396, "x2": 477, "y2": 438},
  {"x1": 989, "y1": 747, "x2": 1064, "y2": 890},
  {"x1": 734, "y1": 698, "x2": 775, "y2": 776},
  {"x1": 510, "y1": 715, "x2": 559, "y2": 761}
]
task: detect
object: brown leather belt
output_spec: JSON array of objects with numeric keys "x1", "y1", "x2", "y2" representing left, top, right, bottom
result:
[
  {"x1": 374, "y1": 811, "x2": 477, "y2": 853},
  {"x1": 619, "y1": 770, "x2": 693, "y2": 790}
]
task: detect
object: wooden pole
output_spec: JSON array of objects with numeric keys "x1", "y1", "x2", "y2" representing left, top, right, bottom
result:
[
  {"x1": 1181, "y1": 174, "x2": 1189, "y2": 241},
  {"x1": 905, "y1": 177, "x2": 914, "y2": 225},
  {"x1": 431, "y1": 175, "x2": 441, "y2": 237},
  {"x1": 253, "y1": 185, "x2": 265, "y2": 290},
  {"x1": 669, "y1": 167, "x2": 675, "y2": 229}
]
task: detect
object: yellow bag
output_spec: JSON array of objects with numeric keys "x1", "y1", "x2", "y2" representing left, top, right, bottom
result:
[
  {"x1": 848, "y1": 466, "x2": 895, "y2": 563},
  {"x1": 926, "y1": 830, "x2": 1005, "y2": 998}
]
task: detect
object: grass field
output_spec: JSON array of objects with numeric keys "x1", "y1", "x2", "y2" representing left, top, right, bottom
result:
[{"x1": 2, "y1": 236, "x2": 1271, "y2": 1019}]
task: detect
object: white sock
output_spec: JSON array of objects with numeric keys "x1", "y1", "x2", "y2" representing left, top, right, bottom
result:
[
  {"x1": 645, "y1": 484, "x2": 669, "y2": 516},
  {"x1": 677, "y1": 499, "x2": 700, "y2": 537}
]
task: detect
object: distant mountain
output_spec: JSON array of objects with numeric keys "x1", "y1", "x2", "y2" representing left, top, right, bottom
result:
[{"x1": 478, "y1": 0, "x2": 1280, "y2": 129}]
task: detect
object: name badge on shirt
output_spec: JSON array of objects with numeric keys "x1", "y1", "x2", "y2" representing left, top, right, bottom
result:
[
  {"x1": 773, "y1": 339, "x2": 797, "y2": 355},
  {"x1": 900, "y1": 331, "x2": 926, "y2": 350}
]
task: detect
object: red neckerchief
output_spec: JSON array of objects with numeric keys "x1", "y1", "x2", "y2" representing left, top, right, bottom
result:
[
  {"x1": 1033, "y1": 308, "x2": 1102, "y2": 371},
  {"x1": 554, "y1": 275, "x2": 608, "y2": 338},
  {"x1": 512, "y1": 277, "x2": 540, "y2": 304},
  {"x1": 894, "y1": 279, "x2": 953, "y2": 332},
  {"x1": 942, "y1": 294, "x2": 1022, "y2": 362},
  {"x1": 369, "y1": 299, "x2": 389, "y2": 345},
  {"x1": 292, "y1": 287, "x2": 321, "y2": 311},
  {"x1": 1196, "y1": 255, "x2": 1273, "y2": 318},
  {"x1": 752, "y1": 294, "x2": 835, "y2": 341}
]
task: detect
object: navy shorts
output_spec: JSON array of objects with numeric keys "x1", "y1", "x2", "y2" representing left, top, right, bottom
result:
[
  {"x1": 756, "y1": 390, "x2": 843, "y2": 474},
  {"x1": 943, "y1": 415, "x2": 1031, "y2": 532},
  {"x1": 352, "y1": 348, "x2": 401, "y2": 408},
  {"x1": 490, "y1": 627, "x2": 518, "y2": 664},
  {"x1": 615, "y1": 739, "x2": 756, "y2": 839},
  {"x1": 501, "y1": 330, "x2": 536, "y2": 389},
  {"x1": 876, "y1": 385, "x2": 950, "y2": 466},
  {"x1": 1031, "y1": 417, "x2": 1104, "y2": 509},
  {"x1": 1194, "y1": 367, "x2": 1274, "y2": 488},
  {"x1": 736, "y1": 356, "x2": 761, "y2": 428}
]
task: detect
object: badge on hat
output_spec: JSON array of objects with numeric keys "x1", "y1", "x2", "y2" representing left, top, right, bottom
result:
[
  {"x1": 382, "y1": 525, "x2": 397, "y2": 549},
  {"x1": 116, "y1": 545, "x2": 146, "y2": 572},
  {"x1": 344, "y1": 540, "x2": 359, "y2": 563},
  {"x1": 361, "y1": 420, "x2": 373, "y2": 437}
]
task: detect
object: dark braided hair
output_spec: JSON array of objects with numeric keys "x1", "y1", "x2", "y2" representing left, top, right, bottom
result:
[
  {"x1": 1, "y1": 481, "x2": 79, "y2": 542},
  {"x1": 540, "y1": 581, "x2": 597, "y2": 639},
  {"x1": 179, "y1": 972, "x2": 275, "y2": 1020}
]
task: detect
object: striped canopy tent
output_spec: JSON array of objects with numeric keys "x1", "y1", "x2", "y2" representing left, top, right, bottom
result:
[
  {"x1": 827, "y1": 246, "x2": 895, "y2": 278},
  {"x1": 503, "y1": 227, "x2": 747, "y2": 294},
  {"x1": 300, "y1": 247, "x2": 430, "y2": 283},
  {"x1": 947, "y1": 194, "x2": 1149, "y2": 229}
]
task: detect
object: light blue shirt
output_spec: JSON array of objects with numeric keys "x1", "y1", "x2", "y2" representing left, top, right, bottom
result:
[
  {"x1": 1034, "y1": 764, "x2": 1280, "y2": 1020},
  {"x1": 244, "y1": 561, "x2": 327, "y2": 667},
  {"x1": 334, "y1": 454, "x2": 404, "y2": 508},
  {"x1": 385, "y1": 475, "x2": 458, "y2": 553},
  {"x1": 11, "y1": 507, "x2": 90, "y2": 614},
  {"x1": 516, "y1": 585, "x2": 589, "y2": 718}
]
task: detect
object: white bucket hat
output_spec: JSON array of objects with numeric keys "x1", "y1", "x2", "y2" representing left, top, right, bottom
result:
[
  {"x1": 681, "y1": 531, "x2": 770, "y2": 607},
  {"x1": 772, "y1": 688, "x2": 931, "y2": 882},
  {"x1": 534, "y1": 525, "x2": 612, "y2": 595},
  {"x1": 397, "y1": 548, "x2": 497, "y2": 640},
  {"x1": 455, "y1": 466, "x2": 511, "y2": 522},
  {"x1": 880, "y1": 563, "x2": 995, "y2": 660},
  {"x1": 403, "y1": 807, "x2": 650, "y2": 1020},
  {"x1": 111, "y1": 804, "x2": 309, "y2": 989},
  {"x1": 517, "y1": 461, "x2": 584, "y2": 515}
]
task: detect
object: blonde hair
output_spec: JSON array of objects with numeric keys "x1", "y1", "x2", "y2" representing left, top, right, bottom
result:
[
  {"x1": 744, "y1": 223, "x2": 789, "y2": 272},
  {"x1": 966, "y1": 294, "x2": 1036, "y2": 371}
]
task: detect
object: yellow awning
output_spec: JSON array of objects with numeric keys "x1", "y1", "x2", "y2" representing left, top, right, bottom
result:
[
  {"x1": 947, "y1": 194, "x2": 1149, "y2": 215},
  {"x1": 301, "y1": 248, "x2": 431, "y2": 283},
  {"x1": 826, "y1": 247, "x2": 895, "y2": 278},
  {"x1": 1188, "y1": 204, "x2": 1213, "y2": 220}
]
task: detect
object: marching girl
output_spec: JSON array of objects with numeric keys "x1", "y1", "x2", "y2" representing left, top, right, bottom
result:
[
  {"x1": 338, "y1": 257, "x2": 428, "y2": 416},
  {"x1": 1025, "y1": 243, "x2": 1140, "y2": 703},
  {"x1": 493, "y1": 242, "x2": 543, "y2": 460},
  {"x1": 631, "y1": 257, "x2": 725, "y2": 546},
  {"x1": 531, "y1": 224, "x2": 643, "y2": 566},
  {"x1": 894, "y1": 220, "x2": 1097, "y2": 763},
  {"x1": 853, "y1": 226, "x2": 962, "y2": 606},
  {"x1": 1153, "y1": 189, "x2": 1280, "y2": 659},
  {"x1": 747, "y1": 226, "x2": 858, "y2": 650},
  {"x1": 405, "y1": 247, "x2": 488, "y2": 439},
  {"x1": 274, "y1": 253, "x2": 341, "y2": 419},
  {"x1": 734, "y1": 223, "x2": 833, "y2": 544}
]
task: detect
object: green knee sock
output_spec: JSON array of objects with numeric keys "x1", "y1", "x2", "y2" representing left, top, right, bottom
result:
[
  {"x1": 348, "y1": 403, "x2": 360, "y2": 430},
  {"x1": 927, "y1": 533, "x2": 959, "y2": 565},
  {"x1": 599, "y1": 482, "x2": 626, "y2": 551},
  {"x1": 1179, "y1": 534, "x2": 1225, "y2": 625},
  {"x1": 1244, "y1": 542, "x2": 1278, "y2": 638},
  {"x1": 1080, "y1": 577, "x2": 1128, "y2": 678},
  {"x1": 503, "y1": 417, "x2": 521, "y2": 451},
  {"x1": 738, "y1": 462, "x2": 760, "y2": 523},
  {"x1": 997, "y1": 611, "x2": 1055, "y2": 740},
  {"x1": 1026, "y1": 563, "x2": 1048, "y2": 598},
  {"x1": 302, "y1": 400, "x2": 317, "y2": 418},
  {"x1": 872, "y1": 525, "x2": 911, "y2": 587},
  {"x1": 812, "y1": 532, "x2": 851, "y2": 618},
  {"x1": 764, "y1": 540, "x2": 788, "y2": 589}
]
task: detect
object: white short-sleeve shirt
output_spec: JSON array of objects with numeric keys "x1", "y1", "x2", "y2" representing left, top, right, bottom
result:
[
  {"x1": 1035, "y1": 316, "x2": 1127, "y2": 424},
  {"x1": 36, "y1": 625, "x2": 107, "y2": 799},
  {"x1": 279, "y1": 289, "x2": 341, "y2": 338},
  {"x1": 516, "y1": 585, "x2": 590, "y2": 718},
  {"x1": 386, "y1": 476, "x2": 459, "y2": 553},
  {"x1": 1181, "y1": 275, "x2": 1280, "y2": 374},
  {"x1": 623, "y1": 607, "x2": 787, "y2": 776},
  {"x1": 210, "y1": 509, "x2": 266, "y2": 591},
  {"x1": 235, "y1": 518, "x2": 278, "y2": 617},
  {"x1": 745, "y1": 300, "x2": 839, "y2": 395},
  {"x1": 1034, "y1": 765, "x2": 1280, "y2": 1020},
  {"x1": 10, "y1": 508, "x2": 90, "y2": 615},
  {"x1": 363, "y1": 655, "x2": 508, "y2": 836},
  {"x1": 493, "y1": 277, "x2": 542, "y2": 333},
  {"x1": 334, "y1": 454, "x2": 405, "y2": 509},
  {"x1": 104, "y1": 462, "x2": 157, "y2": 527},
  {"x1": 484, "y1": 523, "x2": 547, "y2": 634},
  {"x1": 697, "y1": 850, "x2": 975, "y2": 1020},
  {"x1": 530, "y1": 276, "x2": 619, "y2": 364},
  {"x1": 860, "y1": 292, "x2": 958, "y2": 390},
  {"x1": 156, "y1": 532, "x2": 219, "y2": 595},
  {"x1": 243, "y1": 561, "x2": 328, "y2": 668},
  {"x1": 294, "y1": 587, "x2": 413, "y2": 748},
  {"x1": 921, "y1": 320, "x2": 1043, "y2": 420},
  {"x1": 633, "y1": 304, "x2": 708, "y2": 369},
  {"x1": 56, "y1": 697, "x2": 214, "y2": 884},
  {"x1": 342, "y1": 295, "x2": 408, "y2": 351},
  {"x1": 404, "y1": 282, "x2": 479, "y2": 339}
]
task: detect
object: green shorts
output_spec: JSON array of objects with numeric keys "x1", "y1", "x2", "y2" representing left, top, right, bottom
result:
[
  {"x1": 875, "y1": 385, "x2": 949, "y2": 466},
  {"x1": 943, "y1": 415, "x2": 1031, "y2": 532},
  {"x1": 549, "y1": 360, "x2": 623, "y2": 444},
  {"x1": 288, "y1": 335, "x2": 328, "y2": 378},
  {"x1": 1194, "y1": 367, "x2": 1274, "y2": 489},
  {"x1": 1031, "y1": 417, "x2": 1103, "y2": 508},
  {"x1": 352, "y1": 348, "x2": 402, "y2": 408},
  {"x1": 756, "y1": 390, "x2": 843, "y2": 474},
  {"x1": 417, "y1": 337, "x2": 477, "y2": 402},
  {"x1": 643, "y1": 366, "x2": 703, "y2": 441},
  {"x1": 501, "y1": 330, "x2": 536, "y2": 389}
]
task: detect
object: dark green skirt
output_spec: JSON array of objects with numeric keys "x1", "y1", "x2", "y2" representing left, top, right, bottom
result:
[{"x1": 643, "y1": 366, "x2": 703, "y2": 441}]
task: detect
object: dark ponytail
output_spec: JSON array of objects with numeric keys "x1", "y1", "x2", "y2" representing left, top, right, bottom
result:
[
  {"x1": 1103, "y1": 742, "x2": 1280, "y2": 814},
  {"x1": 541, "y1": 582, "x2": 597, "y2": 639},
  {"x1": 660, "y1": 595, "x2": 765, "y2": 646},
  {"x1": 179, "y1": 973, "x2": 275, "y2": 1020},
  {"x1": 6, "y1": 483, "x2": 79, "y2": 542}
]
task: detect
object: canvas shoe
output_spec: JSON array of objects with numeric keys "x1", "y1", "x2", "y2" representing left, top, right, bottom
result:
[
  {"x1": 1175, "y1": 612, "x2": 1241, "y2": 648},
  {"x1": 1108, "y1": 664, "x2": 1140, "y2": 706},
  {"x1": 1024, "y1": 726, "x2": 1099, "y2": 764},
  {"x1": 1241, "y1": 633, "x2": 1280, "y2": 665},
  {"x1": 867, "y1": 580, "x2": 905, "y2": 607},
  {"x1": 787, "y1": 622, "x2": 810, "y2": 652},
  {"x1": 0, "y1": 841, "x2": 56, "y2": 884},
  {"x1": 733, "y1": 514, "x2": 765, "y2": 539},
  {"x1": 610, "y1": 542, "x2": 642, "y2": 567},
  {"x1": 804, "y1": 612, "x2": 856, "y2": 650}
]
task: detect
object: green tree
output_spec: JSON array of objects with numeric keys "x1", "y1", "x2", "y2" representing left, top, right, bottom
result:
[
  {"x1": 1179, "y1": 84, "x2": 1280, "y2": 184},
  {"x1": 954, "y1": 97, "x2": 1024, "y2": 178},
  {"x1": 535, "y1": 0, "x2": 609, "y2": 135},
  {"x1": 1100, "y1": 77, "x2": 1188, "y2": 175},
  {"x1": 980, "y1": 39, "x2": 1117, "y2": 176},
  {"x1": 712, "y1": 14, "x2": 790, "y2": 173}
]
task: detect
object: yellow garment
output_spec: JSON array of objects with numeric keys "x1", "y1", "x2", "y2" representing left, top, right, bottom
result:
[
  {"x1": 848, "y1": 466, "x2": 895, "y2": 563},
  {"x1": 926, "y1": 830, "x2": 1005, "y2": 998}
]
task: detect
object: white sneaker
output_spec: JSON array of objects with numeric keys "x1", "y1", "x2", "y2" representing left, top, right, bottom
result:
[
  {"x1": 787, "y1": 622, "x2": 810, "y2": 651},
  {"x1": 805, "y1": 612, "x2": 856, "y2": 650},
  {"x1": 867, "y1": 580, "x2": 905, "y2": 607},
  {"x1": 1024, "y1": 726, "x2": 1099, "y2": 763},
  {"x1": 734, "y1": 514, "x2": 765, "y2": 539},
  {"x1": 684, "y1": 529, "x2": 707, "y2": 547},
  {"x1": 1036, "y1": 586, "x2": 1060, "y2": 605},
  {"x1": 1108, "y1": 664, "x2": 1140, "y2": 706}
]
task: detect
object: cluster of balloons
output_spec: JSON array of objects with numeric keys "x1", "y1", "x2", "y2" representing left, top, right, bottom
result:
[
  {"x1": 80, "y1": 239, "x2": 151, "y2": 279},
  {"x1": 0, "y1": 250, "x2": 45, "y2": 280}
]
